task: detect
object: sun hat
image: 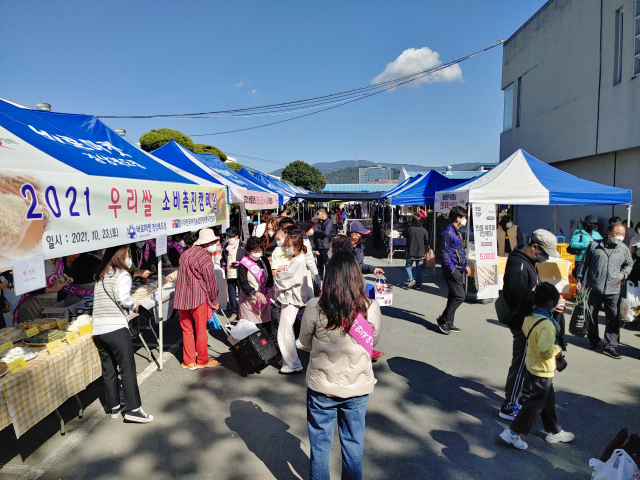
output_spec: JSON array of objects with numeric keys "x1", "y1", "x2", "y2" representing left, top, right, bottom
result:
[{"x1": 194, "y1": 228, "x2": 219, "y2": 246}]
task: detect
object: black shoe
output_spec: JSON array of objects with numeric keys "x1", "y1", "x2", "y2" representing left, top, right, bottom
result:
[
  {"x1": 437, "y1": 322, "x2": 450, "y2": 335},
  {"x1": 603, "y1": 347, "x2": 622, "y2": 359},
  {"x1": 449, "y1": 326, "x2": 462, "y2": 333},
  {"x1": 124, "y1": 407, "x2": 154, "y2": 423},
  {"x1": 587, "y1": 341, "x2": 600, "y2": 350}
]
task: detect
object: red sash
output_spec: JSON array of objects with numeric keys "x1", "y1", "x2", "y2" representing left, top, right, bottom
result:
[{"x1": 239, "y1": 256, "x2": 267, "y2": 307}]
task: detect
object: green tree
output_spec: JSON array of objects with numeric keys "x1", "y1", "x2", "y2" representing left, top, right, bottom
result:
[
  {"x1": 193, "y1": 143, "x2": 228, "y2": 162},
  {"x1": 139, "y1": 128, "x2": 195, "y2": 152},
  {"x1": 226, "y1": 162, "x2": 244, "y2": 172},
  {"x1": 281, "y1": 160, "x2": 326, "y2": 193}
]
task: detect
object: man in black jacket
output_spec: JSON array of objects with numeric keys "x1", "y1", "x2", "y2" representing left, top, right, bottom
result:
[
  {"x1": 403, "y1": 215, "x2": 430, "y2": 289},
  {"x1": 314, "y1": 208, "x2": 333, "y2": 279},
  {"x1": 498, "y1": 229, "x2": 561, "y2": 421}
]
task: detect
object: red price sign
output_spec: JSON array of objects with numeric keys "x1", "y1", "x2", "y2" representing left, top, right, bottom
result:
[{"x1": 479, "y1": 252, "x2": 496, "y2": 261}]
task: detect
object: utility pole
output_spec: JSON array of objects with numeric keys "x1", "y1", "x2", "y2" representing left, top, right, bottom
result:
[{"x1": 355, "y1": 154, "x2": 358, "y2": 169}]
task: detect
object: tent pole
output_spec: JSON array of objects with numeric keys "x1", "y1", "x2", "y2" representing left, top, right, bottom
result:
[
  {"x1": 627, "y1": 205, "x2": 632, "y2": 227},
  {"x1": 389, "y1": 199, "x2": 394, "y2": 265},
  {"x1": 465, "y1": 203, "x2": 471, "y2": 294},
  {"x1": 157, "y1": 255, "x2": 164, "y2": 371},
  {"x1": 553, "y1": 206, "x2": 557, "y2": 235},
  {"x1": 433, "y1": 205, "x2": 437, "y2": 279}
]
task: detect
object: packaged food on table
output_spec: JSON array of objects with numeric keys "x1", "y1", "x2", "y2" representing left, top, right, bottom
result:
[
  {"x1": 23, "y1": 329, "x2": 67, "y2": 345},
  {"x1": 19, "y1": 318, "x2": 58, "y2": 331},
  {"x1": 68, "y1": 314, "x2": 93, "y2": 333},
  {"x1": 0, "y1": 328, "x2": 26, "y2": 343},
  {"x1": 131, "y1": 282, "x2": 158, "y2": 304},
  {"x1": 0, "y1": 346, "x2": 39, "y2": 363}
]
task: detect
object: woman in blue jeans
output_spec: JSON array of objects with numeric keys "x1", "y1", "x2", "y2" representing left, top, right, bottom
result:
[{"x1": 300, "y1": 251, "x2": 382, "y2": 480}]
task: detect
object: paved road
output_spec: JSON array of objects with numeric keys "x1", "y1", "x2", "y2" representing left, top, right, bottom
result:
[{"x1": 2, "y1": 253, "x2": 640, "y2": 479}]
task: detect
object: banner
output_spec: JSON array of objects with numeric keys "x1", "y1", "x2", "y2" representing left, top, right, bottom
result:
[
  {"x1": 434, "y1": 190, "x2": 468, "y2": 213},
  {"x1": 472, "y1": 203, "x2": 499, "y2": 299},
  {"x1": 239, "y1": 188, "x2": 277, "y2": 210},
  {"x1": 0, "y1": 169, "x2": 226, "y2": 269}
]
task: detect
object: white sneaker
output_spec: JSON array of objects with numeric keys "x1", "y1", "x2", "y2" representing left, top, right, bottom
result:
[
  {"x1": 545, "y1": 430, "x2": 574, "y2": 444},
  {"x1": 499, "y1": 427, "x2": 528, "y2": 450},
  {"x1": 296, "y1": 338, "x2": 310, "y2": 352}
]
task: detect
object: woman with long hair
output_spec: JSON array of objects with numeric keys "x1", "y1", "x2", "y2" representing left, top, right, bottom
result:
[
  {"x1": 93, "y1": 245, "x2": 153, "y2": 423},
  {"x1": 273, "y1": 232, "x2": 307, "y2": 374},
  {"x1": 300, "y1": 251, "x2": 382, "y2": 480}
]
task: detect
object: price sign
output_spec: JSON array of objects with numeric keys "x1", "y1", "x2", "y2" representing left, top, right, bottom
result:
[
  {"x1": 66, "y1": 331, "x2": 79, "y2": 344},
  {"x1": 56, "y1": 319, "x2": 68, "y2": 331},
  {"x1": 8, "y1": 357, "x2": 27, "y2": 374},
  {"x1": 78, "y1": 324, "x2": 92, "y2": 336},
  {"x1": 25, "y1": 327, "x2": 39, "y2": 338},
  {"x1": 46, "y1": 339, "x2": 63, "y2": 355},
  {"x1": 0, "y1": 341, "x2": 14, "y2": 353},
  {"x1": 156, "y1": 234, "x2": 167, "y2": 256},
  {"x1": 12, "y1": 255, "x2": 47, "y2": 296}
]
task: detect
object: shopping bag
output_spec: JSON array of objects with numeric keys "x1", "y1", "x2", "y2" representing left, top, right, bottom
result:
[
  {"x1": 422, "y1": 249, "x2": 436, "y2": 270},
  {"x1": 569, "y1": 289, "x2": 590, "y2": 337},
  {"x1": 589, "y1": 449, "x2": 640, "y2": 480},
  {"x1": 622, "y1": 282, "x2": 640, "y2": 323},
  {"x1": 368, "y1": 277, "x2": 393, "y2": 306},
  {"x1": 225, "y1": 318, "x2": 259, "y2": 345},
  {"x1": 207, "y1": 314, "x2": 222, "y2": 330}
]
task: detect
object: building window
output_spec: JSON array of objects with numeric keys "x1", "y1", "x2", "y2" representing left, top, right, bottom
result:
[
  {"x1": 634, "y1": 0, "x2": 640, "y2": 76},
  {"x1": 503, "y1": 84, "x2": 514, "y2": 132},
  {"x1": 614, "y1": 8, "x2": 624, "y2": 85},
  {"x1": 516, "y1": 77, "x2": 522, "y2": 128}
]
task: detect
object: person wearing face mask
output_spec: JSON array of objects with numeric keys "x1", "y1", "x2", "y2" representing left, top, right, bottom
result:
[
  {"x1": 92, "y1": 245, "x2": 153, "y2": 423},
  {"x1": 437, "y1": 206, "x2": 472, "y2": 335},
  {"x1": 569, "y1": 215, "x2": 602, "y2": 272},
  {"x1": 173, "y1": 229, "x2": 220, "y2": 370},
  {"x1": 237, "y1": 236, "x2": 274, "y2": 331},
  {"x1": 576, "y1": 223, "x2": 633, "y2": 359},
  {"x1": 497, "y1": 229, "x2": 560, "y2": 421},
  {"x1": 313, "y1": 208, "x2": 334, "y2": 280},
  {"x1": 500, "y1": 283, "x2": 574, "y2": 451},
  {"x1": 497, "y1": 215, "x2": 523, "y2": 257},
  {"x1": 273, "y1": 233, "x2": 307, "y2": 374},
  {"x1": 221, "y1": 227, "x2": 246, "y2": 323}
]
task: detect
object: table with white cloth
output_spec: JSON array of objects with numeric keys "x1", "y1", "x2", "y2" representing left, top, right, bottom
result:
[{"x1": 0, "y1": 334, "x2": 101, "y2": 438}]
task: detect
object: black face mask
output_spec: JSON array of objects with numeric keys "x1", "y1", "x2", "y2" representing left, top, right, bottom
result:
[{"x1": 583, "y1": 225, "x2": 594, "y2": 233}]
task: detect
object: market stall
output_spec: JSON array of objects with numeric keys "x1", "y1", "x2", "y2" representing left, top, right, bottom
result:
[{"x1": 435, "y1": 149, "x2": 633, "y2": 298}]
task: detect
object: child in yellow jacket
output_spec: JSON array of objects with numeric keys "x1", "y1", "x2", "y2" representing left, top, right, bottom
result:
[{"x1": 500, "y1": 283, "x2": 574, "y2": 450}]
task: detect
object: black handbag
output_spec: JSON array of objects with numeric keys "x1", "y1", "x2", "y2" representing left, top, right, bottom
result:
[
  {"x1": 569, "y1": 304, "x2": 589, "y2": 337},
  {"x1": 566, "y1": 231, "x2": 582, "y2": 256}
]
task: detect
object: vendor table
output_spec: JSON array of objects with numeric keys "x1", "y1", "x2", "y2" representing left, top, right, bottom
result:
[{"x1": 0, "y1": 334, "x2": 101, "y2": 438}]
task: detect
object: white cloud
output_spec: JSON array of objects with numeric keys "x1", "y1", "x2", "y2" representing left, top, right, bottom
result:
[
  {"x1": 235, "y1": 82, "x2": 244, "y2": 88},
  {"x1": 251, "y1": 89, "x2": 257, "y2": 95},
  {"x1": 372, "y1": 47, "x2": 462, "y2": 88}
]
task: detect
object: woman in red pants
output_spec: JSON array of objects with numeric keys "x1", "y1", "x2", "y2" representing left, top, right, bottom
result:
[{"x1": 173, "y1": 229, "x2": 220, "y2": 370}]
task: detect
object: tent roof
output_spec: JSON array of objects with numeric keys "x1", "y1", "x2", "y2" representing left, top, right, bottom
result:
[
  {"x1": 382, "y1": 170, "x2": 469, "y2": 205},
  {"x1": 438, "y1": 149, "x2": 632, "y2": 206},
  {"x1": 323, "y1": 183, "x2": 397, "y2": 193},
  {"x1": 252, "y1": 171, "x2": 294, "y2": 201},
  {"x1": 236, "y1": 168, "x2": 284, "y2": 205},
  {"x1": 406, "y1": 170, "x2": 485, "y2": 180}
]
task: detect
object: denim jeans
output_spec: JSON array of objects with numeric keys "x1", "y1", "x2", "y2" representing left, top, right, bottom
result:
[
  {"x1": 405, "y1": 259, "x2": 424, "y2": 285},
  {"x1": 307, "y1": 389, "x2": 369, "y2": 480}
]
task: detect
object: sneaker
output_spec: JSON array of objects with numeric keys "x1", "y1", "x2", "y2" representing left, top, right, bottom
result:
[
  {"x1": 437, "y1": 322, "x2": 450, "y2": 335},
  {"x1": 407, "y1": 279, "x2": 416, "y2": 289},
  {"x1": 111, "y1": 404, "x2": 125, "y2": 419},
  {"x1": 499, "y1": 427, "x2": 528, "y2": 450},
  {"x1": 603, "y1": 347, "x2": 622, "y2": 359},
  {"x1": 196, "y1": 359, "x2": 219, "y2": 369},
  {"x1": 296, "y1": 338, "x2": 310, "y2": 352},
  {"x1": 499, "y1": 404, "x2": 521, "y2": 421},
  {"x1": 545, "y1": 430, "x2": 574, "y2": 444},
  {"x1": 124, "y1": 407, "x2": 154, "y2": 424},
  {"x1": 449, "y1": 326, "x2": 462, "y2": 333},
  {"x1": 278, "y1": 366, "x2": 304, "y2": 375},
  {"x1": 372, "y1": 350, "x2": 384, "y2": 362},
  {"x1": 180, "y1": 362, "x2": 197, "y2": 370}
]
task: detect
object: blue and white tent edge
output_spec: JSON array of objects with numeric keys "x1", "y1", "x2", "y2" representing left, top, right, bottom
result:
[
  {"x1": 436, "y1": 149, "x2": 632, "y2": 206},
  {"x1": 236, "y1": 168, "x2": 284, "y2": 206}
]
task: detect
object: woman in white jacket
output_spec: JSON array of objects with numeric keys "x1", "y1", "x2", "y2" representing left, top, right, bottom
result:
[
  {"x1": 273, "y1": 232, "x2": 307, "y2": 374},
  {"x1": 300, "y1": 251, "x2": 381, "y2": 480}
]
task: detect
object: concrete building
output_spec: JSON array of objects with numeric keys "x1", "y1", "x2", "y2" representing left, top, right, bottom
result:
[
  {"x1": 501, "y1": 0, "x2": 640, "y2": 238},
  {"x1": 359, "y1": 165, "x2": 391, "y2": 183}
]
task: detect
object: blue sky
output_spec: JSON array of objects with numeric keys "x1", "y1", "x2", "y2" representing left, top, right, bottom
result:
[{"x1": 1, "y1": 1, "x2": 546, "y2": 173}]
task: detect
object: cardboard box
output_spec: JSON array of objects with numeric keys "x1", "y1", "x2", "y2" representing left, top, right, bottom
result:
[
  {"x1": 42, "y1": 299, "x2": 85, "y2": 322},
  {"x1": 537, "y1": 258, "x2": 571, "y2": 280}
]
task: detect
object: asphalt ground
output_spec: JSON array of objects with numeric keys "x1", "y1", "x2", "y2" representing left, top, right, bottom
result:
[{"x1": 1, "y1": 247, "x2": 640, "y2": 479}]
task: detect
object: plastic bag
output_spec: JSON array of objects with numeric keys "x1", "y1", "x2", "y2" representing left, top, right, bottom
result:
[
  {"x1": 627, "y1": 282, "x2": 640, "y2": 306},
  {"x1": 590, "y1": 449, "x2": 640, "y2": 480},
  {"x1": 207, "y1": 314, "x2": 221, "y2": 330},
  {"x1": 226, "y1": 319, "x2": 259, "y2": 344}
]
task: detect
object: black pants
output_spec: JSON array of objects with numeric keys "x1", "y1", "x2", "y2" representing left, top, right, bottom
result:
[
  {"x1": 439, "y1": 268, "x2": 465, "y2": 327},
  {"x1": 227, "y1": 279, "x2": 238, "y2": 315},
  {"x1": 317, "y1": 249, "x2": 330, "y2": 279},
  {"x1": 588, "y1": 291, "x2": 620, "y2": 348},
  {"x1": 502, "y1": 325, "x2": 528, "y2": 411},
  {"x1": 93, "y1": 328, "x2": 142, "y2": 412},
  {"x1": 511, "y1": 371, "x2": 560, "y2": 436}
]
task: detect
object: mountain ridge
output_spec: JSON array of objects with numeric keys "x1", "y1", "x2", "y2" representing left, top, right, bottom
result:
[{"x1": 270, "y1": 160, "x2": 488, "y2": 176}]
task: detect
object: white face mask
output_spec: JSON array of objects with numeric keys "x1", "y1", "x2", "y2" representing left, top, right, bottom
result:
[
  {"x1": 611, "y1": 235, "x2": 624, "y2": 245},
  {"x1": 276, "y1": 240, "x2": 285, "y2": 247},
  {"x1": 285, "y1": 247, "x2": 295, "y2": 255},
  {"x1": 250, "y1": 252, "x2": 262, "y2": 261},
  {"x1": 207, "y1": 245, "x2": 217, "y2": 253},
  {"x1": 228, "y1": 237, "x2": 239, "y2": 245},
  {"x1": 125, "y1": 258, "x2": 133, "y2": 269},
  {"x1": 308, "y1": 230, "x2": 314, "y2": 236},
  {"x1": 267, "y1": 230, "x2": 275, "y2": 237},
  {"x1": 506, "y1": 222, "x2": 513, "y2": 228},
  {"x1": 460, "y1": 218, "x2": 467, "y2": 227},
  {"x1": 178, "y1": 240, "x2": 187, "y2": 247}
]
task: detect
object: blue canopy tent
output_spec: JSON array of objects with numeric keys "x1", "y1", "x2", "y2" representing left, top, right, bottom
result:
[
  {"x1": 252, "y1": 171, "x2": 293, "y2": 203},
  {"x1": 236, "y1": 168, "x2": 284, "y2": 206}
]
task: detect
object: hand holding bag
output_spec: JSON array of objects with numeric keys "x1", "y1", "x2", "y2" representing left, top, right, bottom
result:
[{"x1": 422, "y1": 248, "x2": 436, "y2": 270}]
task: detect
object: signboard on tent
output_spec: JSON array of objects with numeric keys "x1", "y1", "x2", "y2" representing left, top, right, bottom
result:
[
  {"x1": 434, "y1": 191, "x2": 468, "y2": 213},
  {"x1": 473, "y1": 203, "x2": 499, "y2": 299},
  {"x1": 0, "y1": 169, "x2": 226, "y2": 269},
  {"x1": 239, "y1": 188, "x2": 277, "y2": 210}
]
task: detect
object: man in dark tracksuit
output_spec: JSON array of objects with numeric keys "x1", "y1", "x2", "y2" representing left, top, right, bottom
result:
[
  {"x1": 576, "y1": 223, "x2": 633, "y2": 359},
  {"x1": 437, "y1": 206, "x2": 471, "y2": 335},
  {"x1": 499, "y1": 229, "x2": 560, "y2": 420},
  {"x1": 314, "y1": 208, "x2": 333, "y2": 279}
]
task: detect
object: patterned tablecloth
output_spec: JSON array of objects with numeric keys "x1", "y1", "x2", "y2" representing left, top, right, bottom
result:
[{"x1": 0, "y1": 334, "x2": 101, "y2": 438}]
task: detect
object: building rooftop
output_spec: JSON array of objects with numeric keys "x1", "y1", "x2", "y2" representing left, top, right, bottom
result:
[
  {"x1": 323, "y1": 183, "x2": 397, "y2": 193},
  {"x1": 405, "y1": 170, "x2": 486, "y2": 180}
]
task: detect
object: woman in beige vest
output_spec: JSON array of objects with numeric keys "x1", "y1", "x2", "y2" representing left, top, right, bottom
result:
[{"x1": 498, "y1": 215, "x2": 523, "y2": 257}]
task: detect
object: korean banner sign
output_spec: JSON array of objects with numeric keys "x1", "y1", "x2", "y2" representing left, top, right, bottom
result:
[
  {"x1": 473, "y1": 203, "x2": 499, "y2": 299},
  {"x1": 434, "y1": 191, "x2": 468, "y2": 213},
  {"x1": 0, "y1": 170, "x2": 227, "y2": 269}
]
